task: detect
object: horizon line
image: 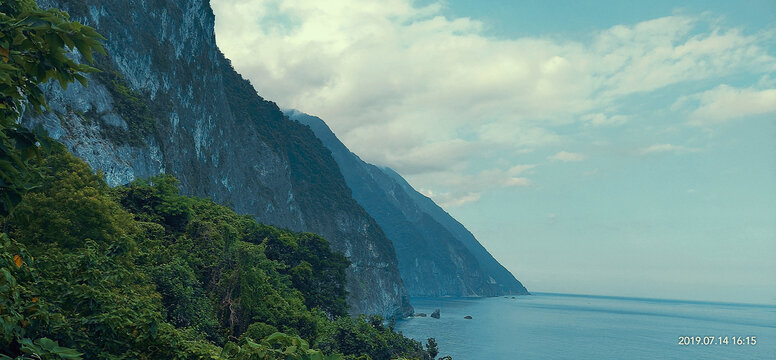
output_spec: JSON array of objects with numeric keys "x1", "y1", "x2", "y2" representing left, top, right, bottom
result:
[{"x1": 530, "y1": 291, "x2": 776, "y2": 308}]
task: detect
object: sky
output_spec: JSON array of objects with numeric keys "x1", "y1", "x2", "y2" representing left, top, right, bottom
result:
[{"x1": 210, "y1": 0, "x2": 776, "y2": 305}]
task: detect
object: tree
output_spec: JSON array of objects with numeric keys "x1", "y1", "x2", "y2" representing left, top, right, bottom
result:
[
  {"x1": 253, "y1": 226, "x2": 350, "y2": 318},
  {"x1": 0, "y1": 0, "x2": 105, "y2": 215},
  {"x1": 425, "y1": 338, "x2": 438, "y2": 359}
]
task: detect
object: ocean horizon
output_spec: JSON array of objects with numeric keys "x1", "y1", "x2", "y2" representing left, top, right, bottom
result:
[
  {"x1": 532, "y1": 292, "x2": 776, "y2": 308},
  {"x1": 395, "y1": 293, "x2": 776, "y2": 359}
]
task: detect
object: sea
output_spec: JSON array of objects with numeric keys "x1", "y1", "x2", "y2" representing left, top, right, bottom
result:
[{"x1": 394, "y1": 293, "x2": 776, "y2": 360}]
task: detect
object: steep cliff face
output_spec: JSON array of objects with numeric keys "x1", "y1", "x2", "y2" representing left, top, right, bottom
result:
[
  {"x1": 287, "y1": 110, "x2": 529, "y2": 297},
  {"x1": 380, "y1": 167, "x2": 529, "y2": 296},
  {"x1": 23, "y1": 0, "x2": 411, "y2": 318}
]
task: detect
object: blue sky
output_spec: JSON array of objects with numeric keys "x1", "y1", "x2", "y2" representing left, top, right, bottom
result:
[
  {"x1": 211, "y1": 0, "x2": 776, "y2": 304},
  {"x1": 441, "y1": 0, "x2": 776, "y2": 38}
]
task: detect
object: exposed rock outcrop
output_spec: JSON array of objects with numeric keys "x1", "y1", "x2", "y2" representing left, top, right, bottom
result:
[{"x1": 25, "y1": 0, "x2": 411, "y2": 318}]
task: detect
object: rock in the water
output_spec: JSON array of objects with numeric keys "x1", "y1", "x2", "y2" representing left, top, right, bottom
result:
[
  {"x1": 464, "y1": 315, "x2": 473, "y2": 319},
  {"x1": 415, "y1": 313, "x2": 427, "y2": 317},
  {"x1": 431, "y1": 309, "x2": 440, "y2": 319}
]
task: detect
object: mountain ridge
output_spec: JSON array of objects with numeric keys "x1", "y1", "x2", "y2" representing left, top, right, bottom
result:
[
  {"x1": 286, "y1": 110, "x2": 529, "y2": 297},
  {"x1": 24, "y1": 0, "x2": 411, "y2": 318}
]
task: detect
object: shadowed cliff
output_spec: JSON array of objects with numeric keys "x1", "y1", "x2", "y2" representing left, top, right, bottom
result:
[{"x1": 288, "y1": 110, "x2": 529, "y2": 297}]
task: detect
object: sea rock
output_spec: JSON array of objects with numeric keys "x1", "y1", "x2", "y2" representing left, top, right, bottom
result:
[
  {"x1": 431, "y1": 309, "x2": 440, "y2": 319},
  {"x1": 464, "y1": 316, "x2": 472, "y2": 319}
]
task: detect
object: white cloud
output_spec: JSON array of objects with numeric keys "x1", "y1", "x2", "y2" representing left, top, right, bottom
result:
[
  {"x1": 504, "y1": 177, "x2": 532, "y2": 187},
  {"x1": 356, "y1": 137, "x2": 476, "y2": 175},
  {"x1": 410, "y1": 166, "x2": 533, "y2": 207},
  {"x1": 211, "y1": 0, "x2": 774, "y2": 206},
  {"x1": 592, "y1": 18, "x2": 775, "y2": 98},
  {"x1": 439, "y1": 193, "x2": 481, "y2": 208},
  {"x1": 419, "y1": 189, "x2": 481, "y2": 208},
  {"x1": 548, "y1": 151, "x2": 585, "y2": 162},
  {"x1": 507, "y1": 164, "x2": 536, "y2": 176},
  {"x1": 639, "y1": 143, "x2": 700, "y2": 155},
  {"x1": 582, "y1": 113, "x2": 629, "y2": 127},
  {"x1": 675, "y1": 85, "x2": 776, "y2": 125}
]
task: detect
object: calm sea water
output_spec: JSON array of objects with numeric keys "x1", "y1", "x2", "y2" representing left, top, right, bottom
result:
[{"x1": 394, "y1": 293, "x2": 776, "y2": 359}]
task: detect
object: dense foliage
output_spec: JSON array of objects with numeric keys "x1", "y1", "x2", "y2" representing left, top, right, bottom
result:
[
  {"x1": 317, "y1": 315, "x2": 430, "y2": 360},
  {"x1": 1, "y1": 1, "x2": 441, "y2": 359},
  {"x1": 0, "y1": 0, "x2": 103, "y2": 118},
  {"x1": 0, "y1": 146, "x2": 434, "y2": 359},
  {"x1": 251, "y1": 225, "x2": 350, "y2": 318},
  {"x1": 0, "y1": 0, "x2": 104, "y2": 216}
]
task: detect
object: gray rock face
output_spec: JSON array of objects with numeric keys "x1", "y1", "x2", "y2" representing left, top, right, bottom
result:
[
  {"x1": 24, "y1": 0, "x2": 411, "y2": 318},
  {"x1": 287, "y1": 110, "x2": 529, "y2": 297}
]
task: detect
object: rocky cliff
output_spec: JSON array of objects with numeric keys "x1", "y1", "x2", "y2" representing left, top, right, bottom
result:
[
  {"x1": 287, "y1": 110, "x2": 529, "y2": 297},
  {"x1": 23, "y1": 0, "x2": 412, "y2": 318}
]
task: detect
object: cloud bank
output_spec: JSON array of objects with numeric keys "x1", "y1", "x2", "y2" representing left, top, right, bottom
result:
[
  {"x1": 677, "y1": 85, "x2": 776, "y2": 125},
  {"x1": 211, "y1": 0, "x2": 775, "y2": 206}
]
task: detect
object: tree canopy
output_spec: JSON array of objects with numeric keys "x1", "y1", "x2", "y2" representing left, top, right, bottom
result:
[
  {"x1": 0, "y1": 1, "x2": 443, "y2": 359},
  {"x1": 0, "y1": 0, "x2": 104, "y2": 216},
  {"x1": 1, "y1": 147, "x2": 433, "y2": 359}
]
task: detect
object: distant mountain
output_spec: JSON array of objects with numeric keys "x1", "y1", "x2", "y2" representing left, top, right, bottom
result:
[{"x1": 287, "y1": 110, "x2": 529, "y2": 297}]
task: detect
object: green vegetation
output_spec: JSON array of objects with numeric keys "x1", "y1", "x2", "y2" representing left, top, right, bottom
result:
[
  {"x1": 317, "y1": 315, "x2": 431, "y2": 360},
  {"x1": 219, "y1": 54, "x2": 404, "y2": 317},
  {"x1": 1, "y1": 1, "x2": 442, "y2": 359},
  {"x1": 91, "y1": 59, "x2": 158, "y2": 147},
  {"x1": 0, "y1": 0, "x2": 104, "y2": 215},
  {"x1": 0, "y1": 146, "x2": 435, "y2": 359},
  {"x1": 220, "y1": 56, "x2": 368, "y2": 226},
  {"x1": 254, "y1": 225, "x2": 350, "y2": 318}
]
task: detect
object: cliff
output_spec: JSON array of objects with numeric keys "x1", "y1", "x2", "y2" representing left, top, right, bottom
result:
[
  {"x1": 287, "y1": 110, "x2": 529, "y2": 297},
  {"x1": 23, "y1": 0, "x2": 411, "y2": 318}
]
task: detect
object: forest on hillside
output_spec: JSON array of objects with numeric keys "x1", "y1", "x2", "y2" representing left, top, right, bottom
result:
[{"x1": 0, "y1": 1, "x2": 443, "y2": 359}]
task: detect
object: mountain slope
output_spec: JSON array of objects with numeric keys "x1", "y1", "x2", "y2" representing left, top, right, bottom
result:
[
  {"x1": 287, "y1": 110, "x2": 529, "y2": 297},
  {"x1": 23, "y1": 0, "x2": 411, "y2": 317}
]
